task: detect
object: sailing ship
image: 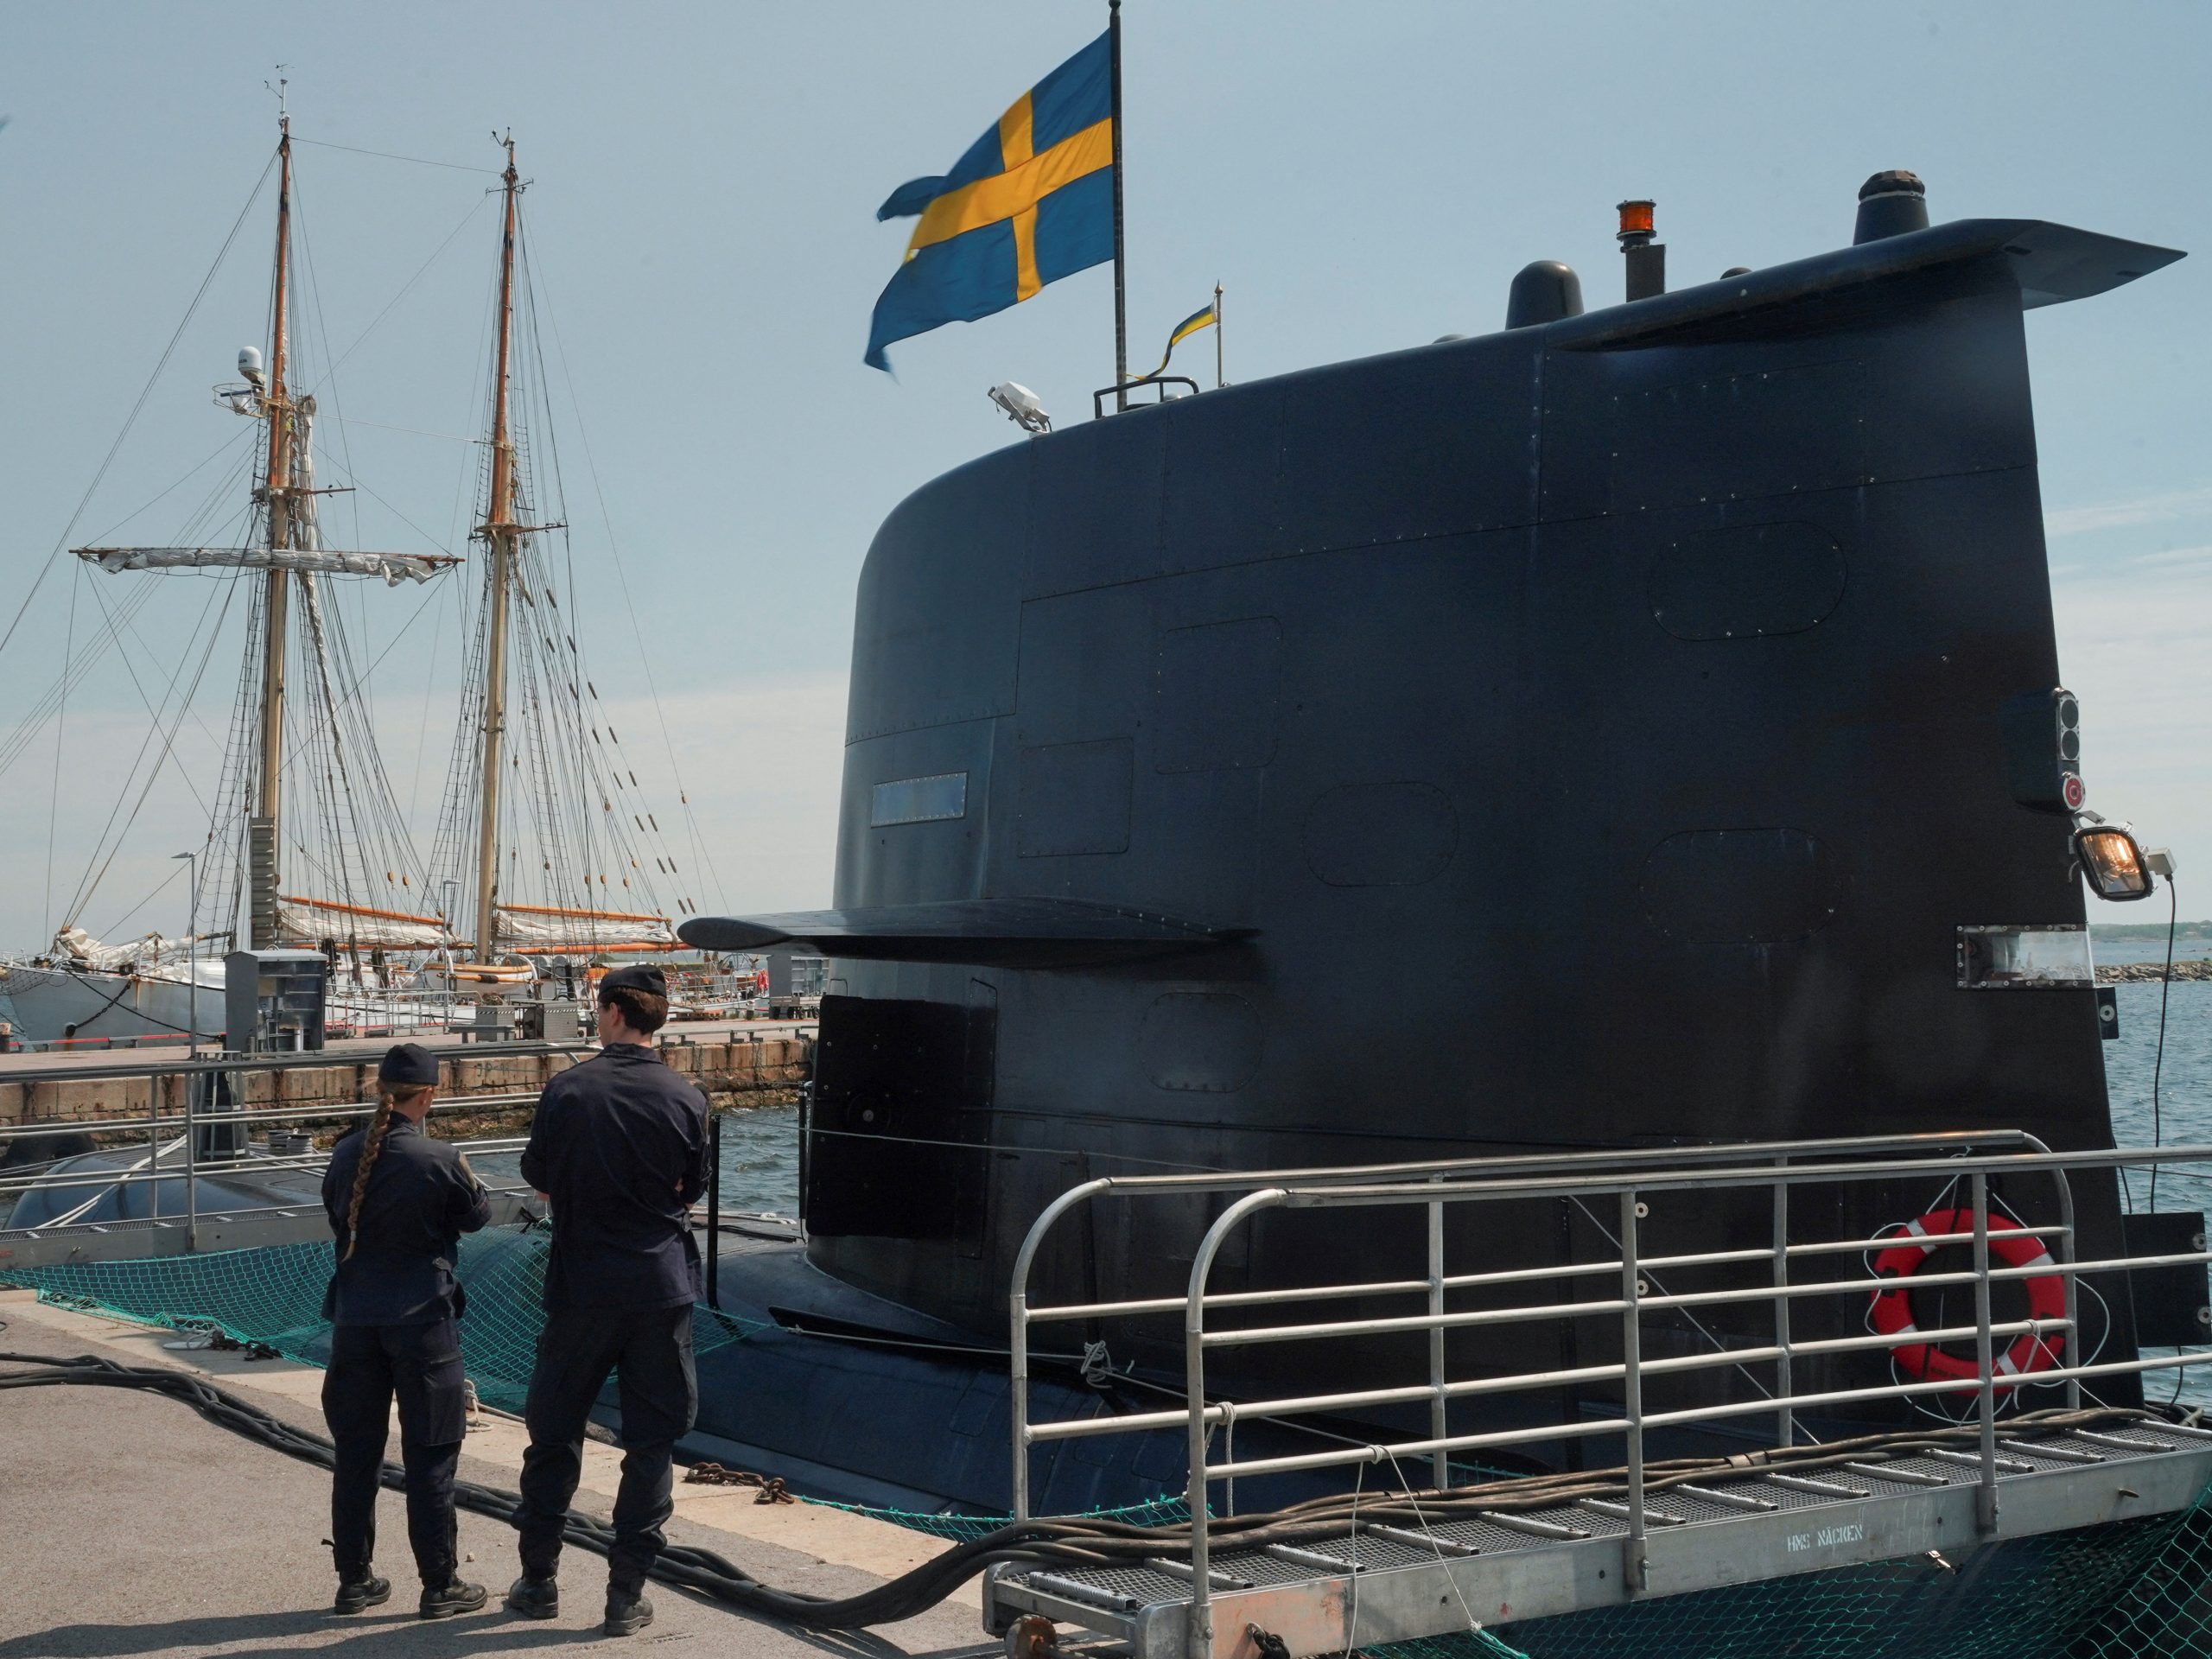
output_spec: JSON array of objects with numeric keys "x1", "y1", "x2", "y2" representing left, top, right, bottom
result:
[{"x1": 0, "y1": 111, "x2": 701, "y2": 1046}]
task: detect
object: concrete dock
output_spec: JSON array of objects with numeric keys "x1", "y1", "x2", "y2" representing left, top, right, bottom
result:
[{"x1": 0, "y1": 1289, "x2": 1031, "y2": 1658}]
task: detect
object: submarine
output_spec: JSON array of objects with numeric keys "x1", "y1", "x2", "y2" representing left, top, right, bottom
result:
[{"x1": 678, "y1": 168, "x2": 2187, "y2": 1510}]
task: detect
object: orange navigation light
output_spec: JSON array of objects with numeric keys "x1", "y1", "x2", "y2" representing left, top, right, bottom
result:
[
  {"x1": 1617, "y1": 200, "x2": 1656, "y2": 244},
  {"x1": 2073, "y1": 823, "x2": 2155, "y2": 901}
]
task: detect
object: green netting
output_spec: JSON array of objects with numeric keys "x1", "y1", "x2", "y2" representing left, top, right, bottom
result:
[
  {"x1": 12, "y1": 1239, "x2": 2212, "y2": 1654},
  {"x1": 1367, "y1": 1474, "x2": 2212, "y2": 1659},
  {"x1": 0, "y1": 1225, "x2": 763, "y2": 1414},
  {"x1": 802, "y1": 1492, "x2": 1197, "y2": 1542}
]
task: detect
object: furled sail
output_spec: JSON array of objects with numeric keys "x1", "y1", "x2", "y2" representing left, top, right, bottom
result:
[
  {"x1": 73, "y1": 545, "x2": 454, "y2": 585},
  {"x1": 48, "y1": 925, "x2": 214, "y2": 973},
  {"x1": 276, "y1": 895, "x2": 451, "y2": 950},
  {"x1": 493, "y1": 903, "x2": 676, "y2": 950},
  {"x1": 73, "y1": 392, "x2": 455, "y2": 586}
]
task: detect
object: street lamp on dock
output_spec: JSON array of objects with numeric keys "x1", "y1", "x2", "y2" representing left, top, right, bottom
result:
[{"x1": 173, "y1": 850, "x2": 200, "y2": 1058}]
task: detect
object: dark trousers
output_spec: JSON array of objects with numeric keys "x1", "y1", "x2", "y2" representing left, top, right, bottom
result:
[
  {"x1": 512, "y1": 1302, "x2": 696, "y2": 1591},
  {"x1": 321, "y1": 1318, "x2": 467, "y2": 1585}
]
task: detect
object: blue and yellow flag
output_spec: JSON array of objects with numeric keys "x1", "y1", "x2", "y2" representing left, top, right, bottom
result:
[
  {"x1": 866, "y1": 33, "x2": 1115, "y2": 372},
  {"x1": 1150, "y1": 301, "x2": 1216, "y2": 377}
]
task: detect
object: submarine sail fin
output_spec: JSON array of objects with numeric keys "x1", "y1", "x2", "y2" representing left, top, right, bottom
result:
[{"x1": 678, "y1": 898, "x2": 1249, "y2": 967}]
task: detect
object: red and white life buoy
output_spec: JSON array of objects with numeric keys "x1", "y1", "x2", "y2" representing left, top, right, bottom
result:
[{"x1": 1869, "y1": 1209, "x2": 2068, "y2": 1389}]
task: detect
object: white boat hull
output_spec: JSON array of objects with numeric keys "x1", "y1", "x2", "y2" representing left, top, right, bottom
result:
[
  {"x1": 0, "y1": 963, "x2": 213, "y2": 1046},
  {"x1": 0, "y1": 961, "x2": 461, "y2": 1047}
]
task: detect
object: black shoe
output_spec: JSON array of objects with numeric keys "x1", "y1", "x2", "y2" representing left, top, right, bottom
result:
[
  {"x1": 418, "y1": 1579, "x2": 488, "y2": 1619},
  {"x1": 603, "y1": 1587, "x2": 654, "y2": 1637},
  {"x1": 333, "y1": 1573, "x2": 391, "y2": 1615},
  {"x1": 504, "y1": 1574, "x2": 560, "y2": 1619}
]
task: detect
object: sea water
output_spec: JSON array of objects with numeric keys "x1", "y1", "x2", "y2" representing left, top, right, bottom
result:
[
  {"x1": 2102, "y1": 975, "x2": 2212, "y2": 1408},
  {"x1": 711, "y1": 1100, "x2": 801, "y2": 1215}
]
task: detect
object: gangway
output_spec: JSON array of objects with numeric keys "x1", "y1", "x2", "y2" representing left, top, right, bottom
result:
[{"x1": 988, "y1": 1137, "x2": 2212, "y2": 1658}]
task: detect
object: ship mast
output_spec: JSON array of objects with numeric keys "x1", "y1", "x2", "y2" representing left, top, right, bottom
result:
[
  {"x1": 471, "y1": 135, "x2": 521, "y2": 963},
  {"x1": 249, "y1": 113, "x2": 295, "y2": 950}
]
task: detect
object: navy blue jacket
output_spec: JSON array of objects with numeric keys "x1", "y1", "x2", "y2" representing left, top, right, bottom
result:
[
  {"x1": 321, "y1": 1115, "x2": 491, "y2": 1325},
  {"x1": 520, "y1": 1043, "x2": 710, "y2": 1311}
]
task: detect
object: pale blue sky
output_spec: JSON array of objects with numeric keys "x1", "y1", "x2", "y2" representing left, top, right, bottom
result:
[{"x1": 1, "y1": 2, "x2": 2206, "y2": 945}]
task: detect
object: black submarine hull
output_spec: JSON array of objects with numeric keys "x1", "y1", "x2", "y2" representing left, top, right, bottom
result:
[{"x1": 690, "y1": 203, "x2": 2184, "y2": 1490}]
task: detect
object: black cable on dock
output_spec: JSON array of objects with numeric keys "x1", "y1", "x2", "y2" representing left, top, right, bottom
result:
[{"x1": 0, "y1": 1344, "x2": 2180, "y2": 1630}]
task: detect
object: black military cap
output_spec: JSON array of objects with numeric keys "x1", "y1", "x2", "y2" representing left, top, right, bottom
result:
[
  {"x1": 378, "y1": 1043, "x2": 441, "y2": 1087},
  {"x1": 600, "y1": 963, "x2": 668, "y2": 1000}
]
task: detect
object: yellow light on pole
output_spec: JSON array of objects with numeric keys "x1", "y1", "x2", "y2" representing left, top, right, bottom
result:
[{"x1": 2073, "y1": 824, "x2": 2154, "y2": 901}]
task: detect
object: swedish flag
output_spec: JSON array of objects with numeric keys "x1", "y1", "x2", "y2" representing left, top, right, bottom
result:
[{"x1": 866, "y1": 33, "x2": 1115, "y2": 372}]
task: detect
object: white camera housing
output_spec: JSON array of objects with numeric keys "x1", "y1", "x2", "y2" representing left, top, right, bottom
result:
[{"x1": 988, "y1": 381, "x2": 1051, "y2": 434}]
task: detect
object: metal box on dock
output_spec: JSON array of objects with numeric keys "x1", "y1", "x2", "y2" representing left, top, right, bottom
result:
[
  {"x1": 764, "y1": 949, "x2": 827, "y2": 1000},
  {"x1": 223, "y1": 949, "x2": 328, "y2": 1052}
]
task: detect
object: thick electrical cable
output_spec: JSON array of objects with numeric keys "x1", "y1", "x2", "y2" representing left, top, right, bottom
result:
[
  {"x1": 0, "y1": 1346, "x2": 2177, "y2": 1632},
  {"x1": 2150, "y1": 877, "x2": 2178, "y2": 1212}
]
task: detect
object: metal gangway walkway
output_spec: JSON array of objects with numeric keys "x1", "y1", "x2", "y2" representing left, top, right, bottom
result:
[{"x1": 988, "y1": 1135, "x2": 2212, "y2": 1658}]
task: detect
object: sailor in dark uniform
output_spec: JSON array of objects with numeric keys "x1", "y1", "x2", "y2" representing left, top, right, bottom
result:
[
  {"x1": 505, "y1": 963, "x2": 709, "y2": 1638},
  {"x1": 320, "y1": 1042, "x2": 493, "y2": 1618}
]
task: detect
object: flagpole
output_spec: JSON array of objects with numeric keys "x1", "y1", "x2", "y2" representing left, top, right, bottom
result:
[
  {"x1": 1214, "y1": 281, "x2": 1224, "y2": 389},
  {"x1": 1109, "y1": 0, "x2": 1128, "y2": 411}
]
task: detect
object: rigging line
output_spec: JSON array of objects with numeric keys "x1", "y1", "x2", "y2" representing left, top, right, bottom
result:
[
  {"x1": 297, "y1": 575, "x2": 372, "y2": 916},
  {"x1": 512, "y1": 264, "x2": 603, "y2": 911},
  {"x1": 43, "y1": 563, "x2": 84, "y2": 938},
  {"x1": 92, "y1": 855, "x2": 191, "y2": 947},
  {"x1": 289, "y1": 175, "x2": 365, "y2": 563},
  {"x1": 0, "y1": 579, "x2": 163, "y2": 782},
  {"x1": 290, "y1": 134, "x2": 503, "y2": 175},
  {"x1": 438, "y1": 227, "x2": 502, "y2": 567},
  {"x1": 64, "y1": 578, "x2": 240, "y2": 927},
  {"x1": 240, "y1": 575, "x2": 450, "y2": 792},
  {"x1": 308, "y1": 451, "x2": 461, "y2": 556},
  {"x1": 287, "y1": 188, "x2": 391, "y2": 715},
  {"x1": 76, "y1": 424, "x2": 260, "y2": 550},
  {"x1": 152, "y1": 449, "x2": 263, "y2": 560},
  {"x1": 77, "y1": 574, "x2": 226, "y2": 820},
  {"x1": 519, "y1": 207, "x2": 729, "y2": 911},
  {"x1": 61, "y1": 577, "x2": 240, "y2": 927},
  {"x1": 0, "y1": 149, "x2": 276, "y2": 668},
  {"x1": 336, "y1": 418, "x2": 486, "y2": 446},
  {"x1": 99, "y1": 504, "x2": 250, "y2": 724},
  {"x1": 300, "y1": 190, "x2": 492, "y2": 398},
  {"x1": 321, "y1": 573, "x2": 436, "y2": 897}
]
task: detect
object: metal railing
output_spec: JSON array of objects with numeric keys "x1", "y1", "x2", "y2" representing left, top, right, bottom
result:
[
  {"x1": 0, "y1": 1090, "x2": 544, "y2": 1249},
  {"x1": 0, "y1": 1038, "x2": 594, "y2": 1086},
  {"x1": 1007, "y1": 1134, "x2": 2212, "y2": 1653},
  {"x1": 0, "y1": 983, "x2": 495, "y2": 1054},
  {"x1": 0, "y1": 1068, "x2": 770, "y2": 1272}
]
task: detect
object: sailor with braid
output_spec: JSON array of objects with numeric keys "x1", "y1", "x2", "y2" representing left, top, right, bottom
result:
[{"x1": 318, "y1": 1043, "x2": 493, "y2": 1619}]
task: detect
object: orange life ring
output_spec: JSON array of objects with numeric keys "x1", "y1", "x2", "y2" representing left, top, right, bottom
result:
[{"x1": 1869, "y1": 1208, "x2": 2067, "y2": 1388}]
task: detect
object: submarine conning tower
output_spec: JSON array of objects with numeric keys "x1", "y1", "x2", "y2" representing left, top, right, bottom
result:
[{"x1": 686, "y1": 173, "x2": 2182, "y2": 1402}]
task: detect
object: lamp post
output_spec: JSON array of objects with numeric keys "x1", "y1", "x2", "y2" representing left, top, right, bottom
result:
[
  {"x1": 171, "y1": 849, "x2": 205, "y2": 1250},
  {"x1": 172, "y1": 850, "x2": 200, "y2": 1056}
]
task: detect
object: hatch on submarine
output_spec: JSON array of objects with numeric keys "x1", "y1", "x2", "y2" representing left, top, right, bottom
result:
[{"x1": 681, "y1": 169, "x2": 2184, "y2": 1510}]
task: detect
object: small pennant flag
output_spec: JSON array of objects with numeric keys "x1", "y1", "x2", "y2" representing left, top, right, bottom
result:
[{"x1": 1150, "y1": 301, "x2": 1217, "y2": 377}]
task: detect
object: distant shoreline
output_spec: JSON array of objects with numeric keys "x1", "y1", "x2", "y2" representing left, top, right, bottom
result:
[{"x1": 2099, "y1": 960, "x2": 2212, "y2": 982}]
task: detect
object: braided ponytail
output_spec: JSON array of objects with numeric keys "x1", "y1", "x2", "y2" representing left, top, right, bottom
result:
[{"x1": 341, "y1": 1086, "x2": 426, "y2": 1261}]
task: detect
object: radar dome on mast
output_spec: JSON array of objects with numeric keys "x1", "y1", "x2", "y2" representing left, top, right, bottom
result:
[{"x1": 237, "y1": 346, "x2": 266, "y2": 388}]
